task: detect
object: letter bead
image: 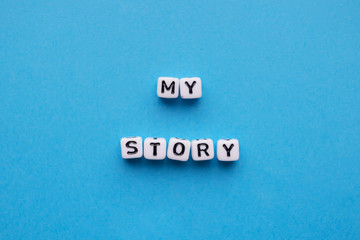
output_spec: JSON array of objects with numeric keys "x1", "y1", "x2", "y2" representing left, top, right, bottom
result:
[
  {"x1": 167, "y1": 137, "x2": 191, "y2": 161},
  {"x1": 191, "y1": 139, "x2": 214, "y2": 161},
  {"x1": 144, "y1": 137, "x2": 167, "y2": 160},
  {"x1": 217, "y1": 139, "x2": 239, "y2": 161},
  {"x1": 157, "y1": 77, "x2": 179, "y2": 98},
  {"x1": 120, "y1": 137, "x2": 143, "y2": 159},
  {"x1": 180, "y1": 77, "x2": 202, "y2": 99}
]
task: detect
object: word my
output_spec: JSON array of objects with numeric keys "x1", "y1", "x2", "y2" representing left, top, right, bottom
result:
[{"x1": 157, "y1": 77, "x2": 202, "y2": 99}]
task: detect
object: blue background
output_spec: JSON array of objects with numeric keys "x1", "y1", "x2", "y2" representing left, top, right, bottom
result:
[{"x1": 1, "y1": 0, "x2": 360, "y2": 239}]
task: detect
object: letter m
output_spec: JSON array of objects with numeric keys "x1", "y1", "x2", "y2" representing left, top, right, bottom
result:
[{"x1": 161, "y1": 80, "x2": 175, "y2": 94}]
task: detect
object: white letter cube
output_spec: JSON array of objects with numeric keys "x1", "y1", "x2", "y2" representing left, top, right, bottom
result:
[
  {"x1": 121, "y1": 137, "x2": 143, "y2": 159},
  {"x1": 217, "y1": 139, "x2": 239, "y2": 161},
  {"x1": 180, "y1": 77, "x2": 202, "y2": 99},
  {"x1": 157, "y1": 77, "x2": 179, "y2": 98},
  {"x1": 144, "y1": 137, "x2": 167, "y2": 160},
  {"x1": 191, "y1": 139, "x2": 214, "y2": 161},
  {"x1": 167, "y1": 137, "x2": 191, "y2": 161}
]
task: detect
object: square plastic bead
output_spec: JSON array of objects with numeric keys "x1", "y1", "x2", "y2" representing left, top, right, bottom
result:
[
  {"x1": 167, "y1": 137, "x2": 191, "y2": 161},
  {"x1": 120, "y1": 136, "x2": 143, "y2": 159},
  {"x1": 191, "y1": 139, "x2": 214, "y2": 161},
  {"x1": 180, "y1": 77, "x2": 202, "y2": 99},
  {"x1": 157, "y1": 77, "x2": 179, "y2": 98},
  {"x1": 144, "y1": 137, "x2": 167, "y2": 160},
  {"x1": 217, "y1": 139, "x2": 239, "y2": 161}
]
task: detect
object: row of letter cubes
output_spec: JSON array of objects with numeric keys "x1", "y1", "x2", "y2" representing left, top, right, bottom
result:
[
  {"x1": 157, "y1": 77, "x2": 202, "y2": 99},
  {"x1": 121, "y1": 137, "x2": 239, "y2": 161}
]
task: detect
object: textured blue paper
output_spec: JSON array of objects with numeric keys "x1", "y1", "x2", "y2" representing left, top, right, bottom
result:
[{"x1": 1, "y1": 0, "x2": 360, "y2": 239}]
